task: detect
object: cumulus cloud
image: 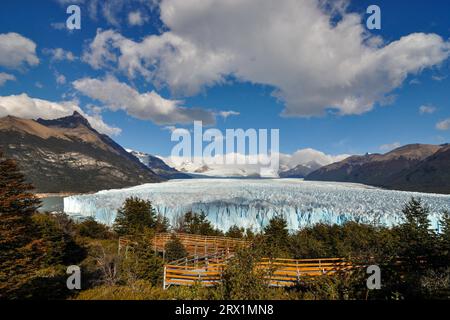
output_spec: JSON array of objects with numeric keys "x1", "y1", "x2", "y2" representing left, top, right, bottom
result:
[
  {"x1": 0, "y1": 93, "x2": 121, "y2": 136},
  {"x1": 218, "y1": 110, "x2": 240, "y2": 119},
  {"x1": 55, "y1": 0, "x2": 156, "y2": 27},
  {"x1": 160, "y1": 147, "x2": 349, "y2": 177},
  {"x1": 379, "y1": 142, "x2": 401, "y2": 152},
  {"x1": 419, "y1": 104, "x2": 436, "y2": 114},
  {"x1": 0, "y1": 33, "x2": 39, "y2": 69},
  {"x1": 73, "y1": 76, "x2": 216, "y2": 125},
  {"x1": 56, "y1": 73, "x2": 67, "y2": 85},
  {"x1": 436, "y1": 119, "x2": 450, "y2": 131},
  {"x1": 279, "y1": 148, "x2": 349, "y2": 168},
  {"x1": 0, "y1": 73, "x2": 16, "y2": 86},
  {"x1": 82, "y1": 0, "x2": 450, "y2": 118},
  {"x1": 128, "y1": 10, "x2": 148, "y2": 26},
  {"x1": 43, "y1": 48, "x2": 76, "y2": 62}
]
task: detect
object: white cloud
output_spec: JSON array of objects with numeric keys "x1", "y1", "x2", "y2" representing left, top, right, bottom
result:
[
  {"x1": 73, "y1": 75, "x2": 216, "y2": 125},
  {"x1": 82, "y1": 0, "x2": 450, "y2": 118},
  {"x1": 0, "y1": 33, "x2": 39, "y2": 69},
  {"x1": 432, "y1": 75, "x2": 447, "y2": 81},
  {"x1": 379, "y1": 142, "x2": 401, "y2": 152},
  {"x1": 163, "y1": 125, "x2": 177, "y2": 132},
  {"x1": 0, "y1": 93, "x2": 121, "y2": 136},
  {"x1": 419, "y1": 104, "x2": 436, "y2": 114},
  {"x1": 128, "y1": 10, "x2": 148, "y2": 26},
  {"x1": 0, "y1": 73, "x2": 16, "y2": 86},
  {"x1": 43, "y1": 48, "x2": 76, "y2": 62},
  {"x1": 56, "y1": 73, "x2": 67, "y2": 85},
  {"x1": 218, "y1": 110, "x2": 240, "y2": 119},
  {"x1": 436, "y1": 118, "x2": 450, "y2": 131},
  {"x1": 54, "y1": 0, "x2": 156, "y2": 27},
  {"x1": 279, "y1": 148, "x2": 350, "y2": 168},
  {"x1": 160, "y1": 148, "x2": 349, "y2": 177}
]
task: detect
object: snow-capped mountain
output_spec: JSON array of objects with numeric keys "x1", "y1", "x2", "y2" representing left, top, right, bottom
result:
[
  {"x1": 126, "y1": 149, "x2": 191, "y2": 179},
  {"x1": 159, "y1": 148, "x2": 350, "y2": 178},
  {"x1": 161, "y1": 157, "x2": 265, "y2": 178}
]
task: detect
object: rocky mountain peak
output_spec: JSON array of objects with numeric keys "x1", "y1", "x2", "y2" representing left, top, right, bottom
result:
[{"x1": 37, "y1": 111, "x2": 92, "y2": 130}]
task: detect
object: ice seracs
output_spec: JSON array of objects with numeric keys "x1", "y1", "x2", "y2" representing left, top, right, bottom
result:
[{"x1": 64, "y1": 179, "x2": 450, "y2": 232}]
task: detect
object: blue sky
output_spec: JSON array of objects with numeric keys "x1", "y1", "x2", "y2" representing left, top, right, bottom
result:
[{"x1": 0, "y1": 0, "x2": 449, "y2": 158}]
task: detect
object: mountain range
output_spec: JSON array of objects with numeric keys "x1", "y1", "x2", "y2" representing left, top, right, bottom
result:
[
  {"x1": 0, "y1": 112, "x2": 164, "y2": 193},
  {"x1": 1, "y1": 112, "x2": 448, "y2": 194},
  {"x1": 126, "y1": 149, "x2": 190, "y2": 179},
  {"x1": 306, "y1": 143, "x2": 450, "y2": 194}
]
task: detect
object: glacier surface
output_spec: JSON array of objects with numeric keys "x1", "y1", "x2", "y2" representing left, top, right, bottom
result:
[{"x1": 64, "y1": 179, "x2": 450, "y2": 232}]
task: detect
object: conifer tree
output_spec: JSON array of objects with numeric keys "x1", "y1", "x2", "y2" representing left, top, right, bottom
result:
[
  {"x1": 439, "y1": 211, "x2": 450, "y2": 259},
  {"x1": 121, "y1": 235, "x2": 164, "y2": 285},
  {"x1": 263, "y1": 215, "x2": 290, "y2": 257},
  {"x1": 399, "y1": 197, "x2": 434, "y2": 260},
  {"x1": 0, "y1": 152, "x2": 42, "y2": 298},
  {"x1": 225, "y1": 225, "x2": 245, "y2": 238},
  {"x1": 113, "y1": 197, "x2": 156, "y2": 236},
  {"x1": 164, "y1": 234, "x2": 187, "y2": 262}
]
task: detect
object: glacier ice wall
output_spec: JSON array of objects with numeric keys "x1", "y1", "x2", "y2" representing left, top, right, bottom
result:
[{"x1": 64, "y1": 179, "x2": 450, "y2": 232}]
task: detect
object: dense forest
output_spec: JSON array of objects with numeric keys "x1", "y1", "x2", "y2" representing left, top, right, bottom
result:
[{"x1": 1, "y1": 152, "x2": 449, "y2": 300}]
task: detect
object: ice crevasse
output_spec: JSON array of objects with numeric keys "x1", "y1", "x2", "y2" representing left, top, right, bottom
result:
[{"x1": 64, "y1": 179, "x2": 450, "y2": 232}]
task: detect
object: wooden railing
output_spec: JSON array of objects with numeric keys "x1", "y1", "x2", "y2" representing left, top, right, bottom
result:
[
  {"x1": 118, "y1": 233, "x2": 249, "y2": 261},
  {"x1": 163, "y1": 256, "x2": 353, "y2": 289},
  {"x1": 119, "y1": 233, "x2": 354, "y2": 289},
  {"x1": 164, "y1": 263, "x2": 226, "y2": 289},
  {"x1": 153, "y1": 233, "x2": 249, "y2": 256},
  {"x1": 259, "y1": 258, "x2": 353, "y2": 287}
]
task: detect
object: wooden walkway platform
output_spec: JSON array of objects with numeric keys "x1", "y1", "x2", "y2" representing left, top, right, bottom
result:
[
  {"x1": 119, "y1": 232, "x2": 249, "y2": 257},
  {"x1": 118, "y1": 233, "x2": 353, "y2": 289},
  {"x1": 163, "y1": 256, "x2": 352, "y2": 289}
]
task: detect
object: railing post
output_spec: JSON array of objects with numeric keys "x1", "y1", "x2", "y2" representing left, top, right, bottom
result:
[
  {"x1": 319, "y1": 259, "x2": 325, "y2": 274},
  {"x1": 163, "y1": 265, "x2": 167, "y2": 290}
]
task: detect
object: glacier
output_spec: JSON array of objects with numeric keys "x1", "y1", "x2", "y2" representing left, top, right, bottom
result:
[{"x1": 64, "y1": 179, "x2": 450, "y2": 232}]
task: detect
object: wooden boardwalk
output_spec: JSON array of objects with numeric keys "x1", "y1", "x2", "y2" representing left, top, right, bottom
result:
[
  {"x1": 119, "y1": 232, "x2": 249, "y2": 257},
  {"x1": 163, "y1": 256, "x2": 352, "y2": 289},
  {"x1": 118, "y1": 233, "x2": 353, "y2": 289}
]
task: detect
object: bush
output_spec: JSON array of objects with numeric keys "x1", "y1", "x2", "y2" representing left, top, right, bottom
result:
[
  {"x1": 164, "y1": 235, "x2": 188, "y2": 262},
  {"x1": 220, "y1": 247, "x2": 269, "y2": 300},
  {"x1": 77, "y1": 217, "x2": 112, "y2": 239}
]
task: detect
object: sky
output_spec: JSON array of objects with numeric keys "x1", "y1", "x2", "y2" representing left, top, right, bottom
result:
[{"x1": 0, "y1": 0, "x2": 449, "y2": 160}]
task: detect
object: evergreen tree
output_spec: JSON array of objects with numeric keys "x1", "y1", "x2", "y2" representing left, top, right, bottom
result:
[
  {"x1": 164, "y1": 234, "x2": 187, "y2": 262},
  {"x1": 77, "y1": 217, "x2": 112, "y2": 239},
  {"x1": 221, "y1": 246, "x2": 268, "y2": 300},
  {"x1": 399, "y1": 197, "x2": 434, "y2": 259},
  {"x1": 395, "y1": 198, "x2": 437, "y2": 298},
  {"x1": 178, "y1": 211, "x2": 221, "y2": 236},
  {"x1": 154, "y1": 214, "x2": 170, "y2": 233},
  {"x1": 121, "y1": 235, "x2": 164, "y2": 286},
  {"x1": 439, "y1": 211, "x2": 450, "y2": 259},
  {"x1": 263, "y1": 215, "x2": 290, "y2": 257},
  {"x1": 0, "y1": 152, "x2": 43, "y2": 298},
  {"x1": 113, "y1": 197, "x2": 156, "y2": 236},
  {"x1": 226, "y1": 225, "x2": 245, "y2": 238}
]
